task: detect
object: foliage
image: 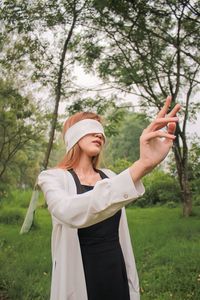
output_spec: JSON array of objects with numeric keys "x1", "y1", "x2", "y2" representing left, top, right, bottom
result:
[
  {"x1": 67, "y1": 96, "x2": 128, "y2": 136},
  {"x1": 165, "y1": 201, "x2": 178, "y2": 209},
  {"x1": 190, "y1": 177, "x2": 200, "y2": 207},
  {"x1": 0, "y1": 208, "x2": 24, "y2": 225},
  {"x1": 0, "y1": 189, "x2": 44, "y2": 209},
  {"x1": 88, "y1": 0, "x2": 200, "y2": 99},
  {"x1": 192, "y1": 192, "x2": 200, "y2": 207},
  {"x1": 169, "y1": 139, "x2": 200, "y2": 206},
  {"x1": 77, "y1": 0, "x2": 200, "y2": 215},
  {"x1": 105, "y1": 158, "x2": 132, "y2": 174},
  {"x1": 189, "y1": 140, "x2": 200, "y2": 180},
  {"x1": 0, "y1": 79, "x2": 46, "y2": 190},
  {"x1": 104, "y1": 112, "x2": 149, "y2": 165},
  {"x1": 136, "y1": 168, "x2": 181, "y2": 207},
  {"x1": 1, "y1": 0, "x2": 96, "y2": 175},
  {"x1": 1, "y1": 1, "x2": 82, "y2": 82}
]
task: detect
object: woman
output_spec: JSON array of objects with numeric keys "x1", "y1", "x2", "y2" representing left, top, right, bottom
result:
[{"x1": 38, "y1": 96, "x2": 180, "y2": 300}]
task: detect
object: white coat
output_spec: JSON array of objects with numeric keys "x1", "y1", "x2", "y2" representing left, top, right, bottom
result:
[{"x1": 37, "y1": 167, "x2": 145, "y2": 300}]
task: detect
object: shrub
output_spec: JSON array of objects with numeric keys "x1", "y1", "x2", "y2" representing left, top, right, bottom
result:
[
  {"x1": 165, "y1": 201, "x2": 178, "y2": 208},
  {"x1": 106, "y1": 158, "x2": 132, "y2": 174},
  {"x1": 0, "y1": 208, "x2": 24, "y2": 225},
  {"x1": 190, "y1": 178, "x2": 200, "y2": 206},
  {"x1": 7, "y1": 189, "x2": 33, "y2": 208},
  {"x1": 0, "y1": 182, "x2": 10, "y2": 203},
  {"x1": 193, "y1": 194, "x2": 200, "y2": 206},
  {"x1": 136, "y1": 168, "x2": 181, "y2": 207}
]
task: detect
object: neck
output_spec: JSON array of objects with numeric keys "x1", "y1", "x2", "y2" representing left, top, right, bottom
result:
[{"x1": 74, "y1": 153, "x2": 96, "y2": 175}]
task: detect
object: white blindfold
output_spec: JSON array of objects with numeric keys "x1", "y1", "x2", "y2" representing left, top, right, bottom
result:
[{"x1": 64, "y1": 119, "x2": 106, "y2": 152}]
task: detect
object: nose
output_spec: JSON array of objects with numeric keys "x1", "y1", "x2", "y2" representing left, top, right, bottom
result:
[{"x1": 94, "y1": 133, "x2": 103, "y2": 139}]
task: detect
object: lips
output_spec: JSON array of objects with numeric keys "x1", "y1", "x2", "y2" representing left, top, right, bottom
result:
[{"x1": 92, "y1": 139, "x2": 102, "y2": 146}]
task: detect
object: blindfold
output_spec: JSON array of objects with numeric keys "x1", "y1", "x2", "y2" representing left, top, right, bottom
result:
[{"x1": 64, "y1": 119, "x2": 106, "y2": 152}]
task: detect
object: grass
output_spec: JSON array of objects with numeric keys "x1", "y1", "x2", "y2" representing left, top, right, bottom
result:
[
  {"x1": 0, "y1": 190, "x2": 200, "y2": 299},
  {"x1": 127, "y1": 206, "x2": 200, "y2": 300},
  {"x1": 0, "y1": 212, "x2": 52, "y2": 299},
  {"x1": 0, "y1": 190, "x2": 52, "y2": 300}
]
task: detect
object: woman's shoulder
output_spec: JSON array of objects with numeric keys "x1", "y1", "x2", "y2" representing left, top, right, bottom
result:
[
  {"x1": 38, "y1": 167, "x2": 66, "y2": 177},
  {"x1": 37, "y1": 168, "x2": 70, "y2": 186}
]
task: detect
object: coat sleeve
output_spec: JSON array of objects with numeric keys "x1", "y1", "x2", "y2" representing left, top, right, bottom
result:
[{"x1": 37, "y1": 168, "x2": 145, "y2": 228}]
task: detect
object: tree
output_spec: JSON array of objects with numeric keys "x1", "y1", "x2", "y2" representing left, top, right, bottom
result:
[
  {"x1": 1, "y1": 0, "x2": 91, "y2": 170},
  {"x1": 78, "y1": 0, "x2": 200, "y2": 216},
  {"x1": 0, "y1": 79, "x2": 46, "y2": 186},
  {"x1": 1, "y1": 1, "x2": 97, "y2": 232},
  {"x1": 186, "y1": 139, "x2": 200, "y2": 206}
]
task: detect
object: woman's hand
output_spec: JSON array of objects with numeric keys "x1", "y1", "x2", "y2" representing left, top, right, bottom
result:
[{"x1": 129, "y1": 96, "x2": 181, "y2": 182}]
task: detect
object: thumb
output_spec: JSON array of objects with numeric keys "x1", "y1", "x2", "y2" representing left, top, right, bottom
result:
[{"x1": 167, "y1": 122, "x2": 176, "y2": 135}]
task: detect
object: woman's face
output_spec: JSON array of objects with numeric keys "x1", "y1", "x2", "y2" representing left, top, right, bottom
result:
[{"x1": 78, "y1": 133, "x2": 105, "y2": 157}]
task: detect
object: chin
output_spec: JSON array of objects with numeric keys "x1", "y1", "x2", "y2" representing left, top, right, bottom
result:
[
  {"x1": 87, "y1": 148, "x2": 101, "y2": 157},
  {"x1": 89, "y1": 151, "x2": 101, "y2": 157}
]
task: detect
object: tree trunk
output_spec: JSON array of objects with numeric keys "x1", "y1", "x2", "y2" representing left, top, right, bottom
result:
[
  {"x1": 41, "y1": 12, "x2": 78, "y2": 170},
  {"x1": 181, "y1": 177, "x2": 192, "y2": 217},
  {"x1": 173, "y1": 135, "x2": 192, "y2": 217},
  {"x1": 181, "y1": 157, "x2": 192, "y2": 217}
]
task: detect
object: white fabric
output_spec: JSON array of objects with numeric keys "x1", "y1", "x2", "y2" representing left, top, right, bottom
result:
[
  {"x1": 37, "y1": 167, "x2": 145, "y2": 300},
  {"x1": 20, "y1": 188, "x2": 39, "y2": 233},
  {"x1": 64, "y1": 119, "x2": 106, "y2": 152}
]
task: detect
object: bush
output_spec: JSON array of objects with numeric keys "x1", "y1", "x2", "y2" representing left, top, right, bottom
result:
[
  {"x1": 190, "y1": 178, "x2": 200, "y2": 206},
  {"x1": 136, "y1": 168, "x2": 181, "y2": 207},
  {"x1": 0, "y1": 182, "x2": 10, "y2": 203},
  {"x1": 193, "y1": 194, "x2": 200, "y2": 206},
  {"x1": 106, "y1": 158, "x2": 132, "y2": 174},
  {"x1": 10, "y1": 189, "x2": 33, "y2": 208},
  {"x1": 0, "y1": 189, "x2": 45, "y2": 209},
  {"x1": 0, "y1": 208, "x2": 24, "y2": 225},
  {"x1": 165, "y1": 201, "x2": 178, "y2": 208}
]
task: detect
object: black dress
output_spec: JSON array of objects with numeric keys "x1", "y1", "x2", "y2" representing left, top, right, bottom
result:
[{"x1": 69, "y1": 169, "x2": 130, "y2": 300}]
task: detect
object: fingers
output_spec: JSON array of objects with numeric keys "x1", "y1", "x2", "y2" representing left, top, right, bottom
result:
[
  {"x1": 156, "y1": 96, "x2": 181, "y2": 119},
  {"x1": 146, "y1": 117, "x2": 179, "y2": 133},
  {"x1": 156, "y1": 96, "x2": 172, "y2": 118},
  {"x1": 167, "y1": 103, "x2": 181, "y2": 117},
  {"x1": 141, "y1": 130, "x2": 176, "y2": 142}
]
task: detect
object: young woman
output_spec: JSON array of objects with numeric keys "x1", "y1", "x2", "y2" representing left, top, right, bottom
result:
[{"x1": 38, "y1": 96, "x2": 180, "y2": 300}]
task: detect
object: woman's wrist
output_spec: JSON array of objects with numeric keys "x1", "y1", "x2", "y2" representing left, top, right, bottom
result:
[{"x1": 129, "y1": 160, "x2": 152, "y2": 183}]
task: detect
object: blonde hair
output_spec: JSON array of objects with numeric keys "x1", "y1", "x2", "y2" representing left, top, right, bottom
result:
[{"x1": 57, "y1": 112, "x2": 103, "y2": 170}]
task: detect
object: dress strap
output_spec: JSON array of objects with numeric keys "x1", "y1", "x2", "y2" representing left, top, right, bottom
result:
[
  {"x1": 68, "y1": 169, "x2": 84, "y2": 194},
  {"x1": 96, "y1": 169, "x2": 109, "y2": 179}
]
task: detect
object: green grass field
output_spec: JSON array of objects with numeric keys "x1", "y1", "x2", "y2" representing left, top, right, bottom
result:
[
  {"x1": 127, "y1": 207, "x2": 200, "y2": 300},
  {"x1": 0, "y1": 191, "x2": 200, "y2": 299}
]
